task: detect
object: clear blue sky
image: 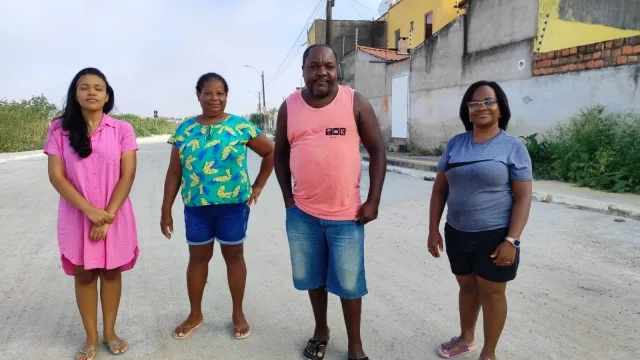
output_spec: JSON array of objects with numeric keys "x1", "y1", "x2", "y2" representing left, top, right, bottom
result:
[{"x1": 0, "y1": 0, "x2": 385, "y2": 118}]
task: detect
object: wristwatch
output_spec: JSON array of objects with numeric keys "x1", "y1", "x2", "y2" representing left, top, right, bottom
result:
[{"x1": 505, "y1": 236, "x2": 520, "y2": 248}]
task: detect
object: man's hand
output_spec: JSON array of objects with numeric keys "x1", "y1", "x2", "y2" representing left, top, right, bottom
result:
[
  {"x1": 89, "y1": 223, "x2": 110, "y2": 241},
  {"x1": 355, "y1": 200, "x2": 379, "y2": 224}
]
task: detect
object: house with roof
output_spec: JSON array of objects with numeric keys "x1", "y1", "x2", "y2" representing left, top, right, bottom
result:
[{"x1": 341, "y1": 0, "x2": 640, "y2": 150}]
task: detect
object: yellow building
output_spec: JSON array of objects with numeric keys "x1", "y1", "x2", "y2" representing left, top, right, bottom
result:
[
  {"x1": 537, "y1": 0, "x2": 640, "y2": 53},
  {"x1": 378, "y1": 0, "x2": 463, "y2": 49}
]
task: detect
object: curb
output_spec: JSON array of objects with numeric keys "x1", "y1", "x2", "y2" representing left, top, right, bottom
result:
[
  {"x1": 362, "y1": 155, "x2": 438, "y2": 172},
  {"x1": 0, "y1": 134, "x2": 171, "y2": 165},
  {"x1": 361, "y1": 160, "x2": 640, "y2": 220}
]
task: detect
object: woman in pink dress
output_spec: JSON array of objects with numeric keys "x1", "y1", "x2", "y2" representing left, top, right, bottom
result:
[{"x1": 45, "y1": 68, "x2": 139, "y2": 360}]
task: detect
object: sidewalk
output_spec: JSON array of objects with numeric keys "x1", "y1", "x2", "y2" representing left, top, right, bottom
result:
[{"x1": 361, "y1": 150, "x2": 640, "y2": 220}]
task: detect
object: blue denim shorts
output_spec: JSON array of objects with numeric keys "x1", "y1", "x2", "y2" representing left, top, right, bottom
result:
[
  {"x1": 285, "y1": 204, "x2": 367, "y2": 299},
  {"x1": 184, "y1": 203, "x2": 250, "y2": 246}
]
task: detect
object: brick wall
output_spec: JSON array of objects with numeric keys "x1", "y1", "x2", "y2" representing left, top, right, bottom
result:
[{"x1": 533, "y1": 36, "x2": 640, "y2": 76}]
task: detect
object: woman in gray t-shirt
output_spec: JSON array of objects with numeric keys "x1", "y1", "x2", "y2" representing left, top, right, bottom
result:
[{"x1": 427, "y1": 81, "x2": 533, "y2": 360}]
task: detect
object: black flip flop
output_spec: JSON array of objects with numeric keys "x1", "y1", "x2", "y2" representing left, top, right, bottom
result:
[{"x1": 303, "y1": 338, "x2": 330, "y2": 360}]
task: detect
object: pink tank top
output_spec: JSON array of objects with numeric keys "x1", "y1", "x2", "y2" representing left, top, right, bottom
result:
[{"x1": 286, "y1": 85, "x2": 362, "y2": 220}]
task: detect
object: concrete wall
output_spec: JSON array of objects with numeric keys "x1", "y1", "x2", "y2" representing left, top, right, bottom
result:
[
  {"x1": 558, "y1": 0, "x2": 640, "y2": 31},
  {"x1": 345, "y1": 0, "x2": 640, "y2": 150},
  {"x1": 537, "y1": 0, "x2": 640, "y2": 53},
  {"x1": 308, "y1": 20, "x2": 387, "y2": 63}
]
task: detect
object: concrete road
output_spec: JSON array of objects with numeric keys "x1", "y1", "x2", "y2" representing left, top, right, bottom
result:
[{"x1": 1, "y1": 142, "x2": 639, "y2": 360}]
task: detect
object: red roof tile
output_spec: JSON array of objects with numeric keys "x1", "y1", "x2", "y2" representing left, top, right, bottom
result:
[{"x1": 357, "y1": 45, "x2": 409, "y2": 62}]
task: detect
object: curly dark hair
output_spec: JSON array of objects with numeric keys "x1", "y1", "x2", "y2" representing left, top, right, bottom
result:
[{"x1": 459, "y1": 80, "x2": 511, "y2": 131}]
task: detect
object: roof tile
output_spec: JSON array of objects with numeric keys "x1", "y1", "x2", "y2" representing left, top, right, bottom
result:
[{"x1": 357, "y1": 45, "x2": 409, "y2": 62}]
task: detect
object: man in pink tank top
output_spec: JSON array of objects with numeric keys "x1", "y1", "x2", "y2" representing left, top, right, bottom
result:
[{"x1": 274, "y1": 44, "x2": 387, "y2": 360}]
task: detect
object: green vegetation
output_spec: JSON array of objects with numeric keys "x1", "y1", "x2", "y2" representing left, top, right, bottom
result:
[
  {"x1": 0, "y1": 95, "x2": 177, "y2": 153},
  {"x1": 522, "y1": 105, "x2": 640, "y2": 194}
]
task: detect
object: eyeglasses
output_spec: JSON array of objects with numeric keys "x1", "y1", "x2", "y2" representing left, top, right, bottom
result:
[{"x1": 467, "y1": 98, "x2": 498, "y2": 110}]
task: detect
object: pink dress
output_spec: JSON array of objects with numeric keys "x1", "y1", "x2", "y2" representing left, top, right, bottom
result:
[{"x1": 44, "y1": 115, "x2": 140, "y2": 276}]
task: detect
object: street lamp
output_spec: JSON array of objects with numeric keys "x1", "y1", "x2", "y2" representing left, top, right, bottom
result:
[{"x1": 244, "y1": 65, "x2": 266, "y2": 112}]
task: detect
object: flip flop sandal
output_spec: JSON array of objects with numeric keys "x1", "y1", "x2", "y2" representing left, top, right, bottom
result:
[
  {"x1": 173, "y1": 321, "x2": 204, "y2": 340},
  {"x1": 348, "y1": 357, "x2": 370, "y2": 360},
  {"x1": 234, "y1": 324, "x2": 251, "y2": 340},
  {"x1": 103, "y1": 340, "x2": 128, "y2": 355},
  {"x1": 76, "y1": 349, "x2": 96, "y2": 360},
  {"x1": 303, "y1": 338, "x2": 330, "y2": 360},
  {"x1": 438, "y1": 336, "x2": 478, "y2": 358}
]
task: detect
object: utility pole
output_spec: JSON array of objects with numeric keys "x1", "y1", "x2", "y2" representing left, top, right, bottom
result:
[
  {"x1": 257, "y1": 92, "x2": 261, "y2": 113},
  {"x1": 261, "y1": 71, "x2": 266, "y2": 112},
  {"x1": 326, "y1": 0, "x2": 334, "y2": 46}
]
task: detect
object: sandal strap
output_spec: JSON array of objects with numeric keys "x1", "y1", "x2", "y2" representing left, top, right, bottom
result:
[{"x1": 304, "y1": 338, "x2": 329, "y2": 358}]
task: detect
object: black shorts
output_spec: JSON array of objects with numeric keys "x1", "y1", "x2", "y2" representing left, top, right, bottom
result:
[{"x1": 444, "y1": 223, "x2": 519, "y2": 283}]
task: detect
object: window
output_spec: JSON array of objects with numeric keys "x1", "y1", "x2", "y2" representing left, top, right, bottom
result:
[
  {"x1": 425, "y1": 12, "x2": 433, "y2": 39},
  {"x1": 410, "y1": 21, "x2": 414, "y2": 33},
  {"x1": 395, "y1": 29, "x2": 401, "y2": 49}
]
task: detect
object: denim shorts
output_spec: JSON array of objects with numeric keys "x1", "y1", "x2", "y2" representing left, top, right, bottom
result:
[
  {"x1": 285, "y1": 204, "x2": 367, "y2": 299},
  {"x1": 183, "y1": 203, "x2": 250, "y2": 246}
]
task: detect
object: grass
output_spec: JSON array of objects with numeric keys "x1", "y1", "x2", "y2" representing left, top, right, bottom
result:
[
  {"x1": 521, "y1": 105, "x2": 640, "y2": 194},
  {"x1": 0, "y1": 95, "x2": 177, "y2": 153}
]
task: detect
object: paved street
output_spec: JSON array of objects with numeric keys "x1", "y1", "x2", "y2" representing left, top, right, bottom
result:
[{"x1": 1, "y1": 141, "x2": 639, "y2": 360}]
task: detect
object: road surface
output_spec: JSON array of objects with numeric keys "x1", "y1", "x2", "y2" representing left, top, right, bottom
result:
[{"x1": 0, "y1": 142, "x2": 639, "y2": 359}]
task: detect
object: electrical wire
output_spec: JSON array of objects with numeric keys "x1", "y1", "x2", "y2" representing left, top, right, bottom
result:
[
  {"x1": 346, "y1": 0, "x2": 367, "y2": 20},
  {"x1": 266, "y1": 0, "x2": 324, "y2": 87}
]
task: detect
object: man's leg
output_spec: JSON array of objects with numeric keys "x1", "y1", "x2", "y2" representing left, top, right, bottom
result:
[
  {"x1": 325, "y1": 220, "x2": 367, "y2": 359},
  {"x1": 285, "y1": 205, "x2": 329, "y2": 359}
]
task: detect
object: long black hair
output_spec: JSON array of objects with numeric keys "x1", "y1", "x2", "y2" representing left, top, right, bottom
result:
[
  {"x1": 60, "y1": 67, "x2": 115, "y2": 158},
  {"x1": 459, "y1": 80, "x2": 511, "y2": 131}
]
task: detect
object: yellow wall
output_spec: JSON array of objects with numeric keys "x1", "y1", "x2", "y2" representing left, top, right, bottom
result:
[
  {"x1": 381, "y1": 0, "x2": 462, "y2": 49},
  {"x1": 537, "y1": 0, "x2": 640, "y2": 53}
]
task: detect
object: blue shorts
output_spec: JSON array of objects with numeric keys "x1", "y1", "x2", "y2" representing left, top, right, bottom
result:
[
  {"x1": 184, "y1": 203, "x2": 250, "y2": 246},
  {"x1": 285, "y1": 204, "x2": 367, "y2": 299}
]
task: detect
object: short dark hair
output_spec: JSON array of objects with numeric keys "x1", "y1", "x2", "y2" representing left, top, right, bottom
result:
[
  {"x1": 459, "y1": 80, "x2": 511, "y2": 131},
  {"x1": 302, "y1": 44, "x2": 338, "y2": 67},
  {"x1": 196, "y1": 72, "x2": 229, "y2": 93}
]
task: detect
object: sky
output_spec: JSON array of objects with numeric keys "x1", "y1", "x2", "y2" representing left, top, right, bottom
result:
[{"x1": 0, "y1": 0, "x2": 386, "y2": 118}]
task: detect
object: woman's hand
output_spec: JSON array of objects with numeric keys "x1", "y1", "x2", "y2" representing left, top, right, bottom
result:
[
  {"x1": 89, "y1": 223, "x2": 110, "y2": 241},
  {"x1": 160, "y1": 210, "x2": 174, "y2": 239},
  {"x1": 246, "y1": 185, "x2": 263, "y2": 206},
  {"x1": 85, "y1": 207, "x2": 115, "y2": 226},
  {"x1": 491, "y1": 240, "x2": 517, "y2": 266},
  {"x1": 427, "y1": 231, "x2": 444, "y2": 258}
]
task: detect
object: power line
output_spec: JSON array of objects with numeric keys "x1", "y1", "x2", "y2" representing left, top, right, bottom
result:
[
  {"x1": 266, "y1": 0, "x2": 324, "y2": 87},
  {"x1": 347, "y1": 0, "x2": 366, "y2": 20},
  {"x1": 350, "y1": 0, "x2": 409, "y2": 32},
  {"x1": 273, "y1": 5, "x2": 327, "y2": 88}
]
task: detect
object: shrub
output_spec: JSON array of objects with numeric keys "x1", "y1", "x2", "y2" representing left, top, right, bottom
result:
[
  {"x1": 522, "y1": 105, "x2": 640, "y2": 193},
  {"x1": 0, "y1": 95, "x2": 177, "y2": 153},
  {"x1": 111, "y1": 113, "x2": 177, "y2": 138}
]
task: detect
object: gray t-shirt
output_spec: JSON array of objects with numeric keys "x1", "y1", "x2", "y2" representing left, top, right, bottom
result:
[{"x1": 436, "y1": 130, "x2": 533, "y2": 232}]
